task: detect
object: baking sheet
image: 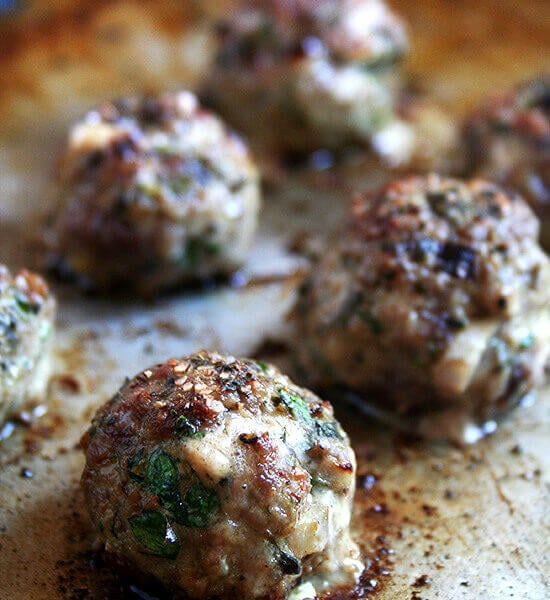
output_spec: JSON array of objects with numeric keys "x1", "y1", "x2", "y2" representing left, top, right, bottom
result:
[{"x1": 0, "y1": 1, "x2": 549, "y2": 598}]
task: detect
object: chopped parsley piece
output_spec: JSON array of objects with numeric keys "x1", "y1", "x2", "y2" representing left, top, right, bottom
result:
[
  {"x1": 144, "y1": 448, "x2": 180, "y2": 502},
  {"x1": 129, "y1": 510, "x2": 180, "y2": 559},
  {"x1": 179, "y1": 238, "x2": 221, "y2": 269},
  {"x1": 518, "y1": 332, "x2": 535, "y2": 350},
  {"x1": 175, "y1": 415, "x2": 205, "y2": 438},
  {"x1": 256, "y1": 360, "x2": 270, "y2": 374},
  {"x1": 14, "y1": 292, "x2": 39, "y2": 317},
  {"x1": 315, "y1": 420, "x2": 344, "y2": 440},
  {"x1": 126, "y1": 448, "x2": 145, "y2": 481},
  {"x1": 168, "y1": 175, "x2": 193, "y2": 195},
  {"x1": 277, "y1": 389, "x2": 312, "y2": 421},
  {"x1": 136, "y1": 448, "x2": 218, "y2": 528},
  {"x1": 178, "y1": 481, "x2": 219, "y2": 528}
]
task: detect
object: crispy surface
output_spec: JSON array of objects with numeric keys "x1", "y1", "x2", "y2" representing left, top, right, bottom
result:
[
  {"x1": 293, "y1": 176, "x2": 550, "y2": 431},
  {"x1": 82, "y1": 351, "x2": 359, "y2": 599},
  {"x1": 50, "y1": 91, "x2": 260, "y2": 294},
  {"x1": 0, "y1": 266, "x2": 55, "y2": 422},
  {"x1": 463, "y1": 75, "x2": 550, "y2": 248}
]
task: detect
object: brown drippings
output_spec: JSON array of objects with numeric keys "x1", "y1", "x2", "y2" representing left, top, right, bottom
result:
[{"x1": 412, "y1": 575, "x2": 430, "y2": 588}]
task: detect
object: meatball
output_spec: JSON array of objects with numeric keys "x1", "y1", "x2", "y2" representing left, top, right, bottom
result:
[
  {"x1": 0, "y1": 266, "x2": 55, "y2": 423},
  {"x1": 293, "y1": 175, "x2": 550, "y2": 441},
  {"x1": 203, "y1": 0, "x2": 409, "y2": 157},
  {"x1": 50, "y1": 91, "x2": 260, "y2": 295},
  {"x1": 81, "y1": 351, "x2": 361, "y2": 599},
  {"x1": 463, "y1": 75, "x2": 550, "y2": 248}
]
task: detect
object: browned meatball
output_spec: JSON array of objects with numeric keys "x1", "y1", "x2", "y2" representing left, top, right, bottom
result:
[
  {"x1": 203, "y1": 0, "x2": 409, "y2": 158},
  {"x1": 0, "y1": 266, "x2": 55, "y2": 423},
  {"x1": 463, "y1": 75, "x2": 550, "y2": 248},
  {"x1": 50, "y1": 91, "x2": 260, "y2": 295},
  {"x1": 81, "y1": 351, "x2": 361, "y2": 599},
  {"x1": 293, "y1": 175, "x2": 550, "y2": 441}
]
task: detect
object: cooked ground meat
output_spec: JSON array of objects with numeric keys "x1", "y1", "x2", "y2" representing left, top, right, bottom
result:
[
  {"x1": 0, "y1": 266, "x2": 55, "y2": 423},
  {"x1": 463, "y1": 74, "x2": 550, "y2": 248},
  {"x1": 81, "y1": 351, "x2": 361, "y2": 599},
  {"x1": 293, "y1": 174, "x2": 550, "y2": 439},
  {"x1": 202, "y1": 0, "x2": 409, "y2": 158},
  {"x1": 49, "y1": 91, "x2": 260, "y2": 295}
]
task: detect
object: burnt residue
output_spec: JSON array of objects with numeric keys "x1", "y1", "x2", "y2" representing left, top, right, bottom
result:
[
  {"x1": 412, "y1": 574, "x2": 430, "y2": 588},
  {"x1": 56, "y1": 550, "x2": 175, "y2": 600},
  {"x1": 323, "y1": 471, "x2": 400, "y2": 599}
]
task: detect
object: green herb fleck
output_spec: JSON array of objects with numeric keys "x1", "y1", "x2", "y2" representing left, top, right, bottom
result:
[
  {"x1": 358, "y1": 310, "x2": 383, "y2": 335},
  {"x1": 175, "y1": 415, "x2": 205, "y2": 438},
  {"x1": 14, "y1": 292, "x2": 38, "y2": 317},
  {"x1": 359, "y1": 51, "x2": 402, "y2": 74},
  {"x1": 315, "y1": 420, "x2": 344, "y2": 440},
  {"x1": 127, "y1": 449, "x2": 145, "y2": 482},
  {"x1": 169, "y1": 175, "x2": 193, "y2": 195},
  {"x1": 426, "y1": 191, "x2": 448, "y2": 216},
  {"x1": 179, "y1": 238, "x2": 221, "y2": 269},
  {"x1": 277, "y1": 389, "x2": 312, "y2": 421},
  {"x1": 128, "y1": 510, "x2": 180, "y2": 559},
  {"x1": 518, "y1": 332, "x2": 535, "y2": 350},
  {"x1": 256, "y1": 360, "x2": 270, "y2": 373},
  {"x1": 181, "y1": 239, "x2": 200, "y2": 269},
  {"x1": 144, "y1": 448, "x2": 182, "y2": 514},
  {"x1": 178, "y1": 481, "x2": 219, "y2": 528},
  {"x1": 205, "y1": 241, "x2": 221, "y2": 255}
]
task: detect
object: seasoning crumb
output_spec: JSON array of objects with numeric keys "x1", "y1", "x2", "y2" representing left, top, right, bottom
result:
[
  {"x1": 444, "y1": 489, "x2": 456, "y2": 500},
  {"x1": 52, "y1": 373, "x2": 81, "y2": 393},
  {"x1": 460, "y1": 580, "x2": 471, "y2": 587},
  {"x1": 510, "y1": 444, "x2": 523, "y2": 455},
  {"x1": 20, "y1": 467, "x2": 33, "y2": 478},
  {"x1": 422, "y1": 504, "x2": 437, "y2": 516},
  {"x1": 413, "y1": 574, "x2": 430, "y2": 587}
]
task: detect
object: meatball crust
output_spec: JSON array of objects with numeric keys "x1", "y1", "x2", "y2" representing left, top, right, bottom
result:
[
  {"x1": 203, "y1": 0, "x2": 408, "y2": 155},
  {"x1": 50, "y1": 91, "x2": 260, "y2": 295},
  {"x1": 81, "y1": 351, "x2": 361, "y2": 599},
  {"x1": 0, "y1": 266, "x2": 55, "y2": 422},
  {"x1": 293, "y1": 175, "x2": 550, "y2": 436},
  {"x1": 463, "y1": 75, "x2": 550, "y2": 248}
]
